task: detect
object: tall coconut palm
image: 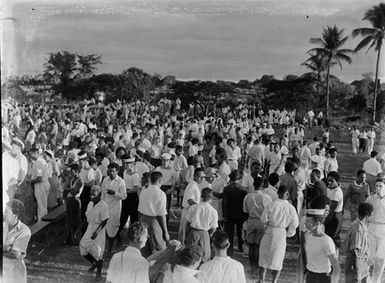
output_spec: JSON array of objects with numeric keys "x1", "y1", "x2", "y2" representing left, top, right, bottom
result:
[
  {"x1": 352, "y1": 3, "x2": 385, "y2": 123},
  {"x1": 308, "y1": 25, "x2": 354, "y2": 121},
  {"x1": 301, "y1": 51, "x2": 327, "y2": 110}
]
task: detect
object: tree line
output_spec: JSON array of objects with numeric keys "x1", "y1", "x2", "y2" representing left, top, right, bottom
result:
[{"x1": 4, "y1": 3, "x2": 385, "y2": 123}]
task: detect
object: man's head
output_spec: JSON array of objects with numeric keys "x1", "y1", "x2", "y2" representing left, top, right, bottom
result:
[
  {"x1": 175, "y1": 145, "x2": 183, "y2": 155},
  {"x1": 204, "y1": 167, "x2": 217, "y2": 184},
  {"x1": 90, "y1": 185, "x2": 102, "y2": 203},
  {"x1": 4, "y1": 199, "x2": 25, "y2": 226},
  {"x1": 29, "y1": 147, "x2": 40, "y2": 161},
  {"x1": 310, "y1": 169, "x2": 321, "y2": 183},
  {"x1": 356, "y1": 169, "x2": 366, "y2": 184},
  {"x1": 329, "y1": 148, "x2": 337, "y2": 158},
  {"x1": 201, "y1": 187, "x2": 213, "y2": 202},
  {"x1": 123, "y1": 155, "x2": 135, "y2": 172},
  {"x1": 11, "y1": 138, "x2": 24, "y2": 156},
  {"x1": 193, "y1": 167, "x2": 206, "y2": 184},
  {"x1": 178, "y1": 245, "x2": 203, "y2": 269},
  {"x1": 277, "y1": 185, "x2": 289, "y2": 200},
  {"x1": 211, "y1": 231, "x2": 230, "y2": 251},
  {"x1": 371, "y1": 151, "x2": 378, "y2": 159},
  {"x1": 127, "y1": 222, "x2": 148, "y2": 249},
  {"x1": 161, "y1": 153, "x2": 172, "y2": 167},
  {"x1": 268, "y1": 173, "x2": 280, "y2": 188},
  {"x1": 150, "y1": 171, "x2": 163, "y2": 186},
  {"x1": 375, "y1": 178, "x2": 385, "y2": 198},
  {"x1": 358, "y1": 202, "x2": 373, "y2": 222},
  {"x1": 250, "y1": 161, "x2": 262, "y2": 175},
  {"x1": 253, "y1": 176, "x2": 264, "y2": 191},
  {"x1": 107, "y1": 163, "x2": 120, "y2": 179},
  {"x1": 284, "y1": 161, "x2": 296, "y2": 174}
]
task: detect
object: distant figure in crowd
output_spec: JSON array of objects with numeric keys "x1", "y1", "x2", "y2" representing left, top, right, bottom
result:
[{"x1": 362, "y1": 151, "x2": 383, "y2": 195}]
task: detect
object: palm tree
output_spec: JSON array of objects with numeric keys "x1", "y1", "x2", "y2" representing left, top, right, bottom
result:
[
  {"x1": 308, "y1": 25, "x2": 354, "y2": 121},
  {"x1": 301, "y1": 51, "x2": 327, "y2": 110},
  {"x1": 352, "y1": 3, "x2": 385, "y2": 123}
]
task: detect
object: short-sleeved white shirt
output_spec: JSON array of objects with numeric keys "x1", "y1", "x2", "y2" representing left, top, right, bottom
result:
[
  {"x1": 305, "y1": 234, "x2": 336, "y2": 273},
  {"x1": 138, "y1": 185, "x2": 167, "y2": 216},
  {"x1": 327, "y1": 186, "x2": 343, "y2": 212},
  {"x1": 182, "y1": 180, "x2": 201, "y2": 209},
  {"x1": 186, "y1": 202, "x2": 218, "y2": 231}
]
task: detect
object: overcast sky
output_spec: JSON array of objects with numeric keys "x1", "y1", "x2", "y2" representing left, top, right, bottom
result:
[{"x1": 2, "y1": 0, "x2": 384, "y2": 82}]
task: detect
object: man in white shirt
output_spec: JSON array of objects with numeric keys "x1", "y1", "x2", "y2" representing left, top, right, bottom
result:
[
  {"x1": 178, "y1": 168, "x2": 206, "y2": 244},
  {"x1": 262, "y1": 173, "x2": 280, "y2": 201},
  {"x1": 366, "y1": 127, "x2": 376, "y2": 155},
  {"x1": 225, "y1": 138, "x2": 242, "y2": 171},
  {"x1": 185, "y1": 188, "x2": 218, "y2": 262},
  {"x1": 246, "y1": 138, "x2": 265, "y2": 169},
  {"x1": 119, "y1": 156, "x2": 140, "y2": 236},
  {"x1": 107, "y1": 222, "x2": 150, "y2": 283},
  {"x1": 197, "y1": 231, "x2": 247, "y2": 283},
  {"x1": 350, "y1": 126, "x2": 360, "y2": 154},
  {"x1": 79, "y1": 152, "x2": 96, "y2": 221},
  {"x1": 363, "y1": 151, "x2": 383, "y2": 195},
  {"x1": 366, "y1": 179, "x2": 385, "y2": 283},
  {"x1": 324, "y1": 148, "x2": 338, "y2": 176},
  {"x1": 138, "y1": 171, "x2": 169, "y2": 257},
  {"x1": 259, "y1": 185, "x2": 299, "y2": 283}
]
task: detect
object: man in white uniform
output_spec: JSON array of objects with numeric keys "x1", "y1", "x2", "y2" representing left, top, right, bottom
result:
[
  {"x1": 258, "y1": 185, "x2": 298, "y2": 283},
  {"x1": 101, "y1": 163, "x2": 127, "y2": 255},
  {"x1": 363, "y1": 151, "x2": 383, "y2": 195},
  {"x1": 366, "y1": 127, "x2": 376, "y2": 155},
  {"x1": 350, "y1": 126, "x2": 360, "y2": 154}
]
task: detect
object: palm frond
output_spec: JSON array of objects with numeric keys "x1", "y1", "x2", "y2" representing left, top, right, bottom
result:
[
  {"x1": 354, "y1": 35, "x2": 375, "y2": 52},
  {"x1": 336, "y1": 53, "x2": 353, "y2": 64},
  {"x1": 352, "y1": 27, "x2": 376, "y2": 38}
]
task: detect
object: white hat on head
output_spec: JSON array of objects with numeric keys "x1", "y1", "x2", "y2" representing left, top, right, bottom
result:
[
  {"x1": 124, "y1": 157, "x2": 135, "y2": 163},
  {"x1": 161, "y1": 153, "x2": 172, "y2": 160}
]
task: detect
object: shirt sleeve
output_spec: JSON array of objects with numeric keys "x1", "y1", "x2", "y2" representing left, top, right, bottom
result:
[
  {"x1": 11, "y1": 227, "x2": 31, "y2": 255},
  {"x1": 133, "y1": 174, "x2": 140, "y2": 187},
  {"x1": 323, "y1": 235, "x2": 336, "y2": 256},
  {"x1": 243, "y1": 195, "x2": 249, "y2": 213},
  {"x1": 210, "y1": 209, "x2": 219, "y2": 229},
  {"x1": 158, "y1": 192, "x2": 167, "y2": 216}
]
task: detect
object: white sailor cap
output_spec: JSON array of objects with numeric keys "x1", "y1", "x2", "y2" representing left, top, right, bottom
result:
[
  {"x1": 78, "y1": 151, "x2": 88, "y2": 160},
  {"x1": 124, "y1": 157, "x2": 135, "y2": 163},
  {"x1": 161, "y1": 153, "x2": 172, "y2": 160}
]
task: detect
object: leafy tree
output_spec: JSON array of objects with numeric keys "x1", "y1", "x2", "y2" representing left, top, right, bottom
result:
[
  {"x1": 308, "y1": 25, "x2": 354, "y2": 121},
  {"x1": 120, "y1": 67, "x2": 155, "y2": 103},
  {"x1": 348, "y1": 94, "x2": 367, "y2": 116},
  {"x1": 301, "y1": 51, "x2": 327, "y2": 110},
  {"x1": 352, "y1": 3, "x2": 385, "y2": 123},
  {"x1": 43, "y1": 51, "x2": 102, "y2": 102}
]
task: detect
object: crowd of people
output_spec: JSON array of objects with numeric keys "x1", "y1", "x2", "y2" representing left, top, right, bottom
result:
[{"x1": 2, "y1": 98, "x2": 385, "y2": 283}]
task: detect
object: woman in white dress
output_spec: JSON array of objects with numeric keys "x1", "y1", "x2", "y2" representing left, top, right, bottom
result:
[{"x1": 79, "y1": 185, "x2": 109, "y2": 279}]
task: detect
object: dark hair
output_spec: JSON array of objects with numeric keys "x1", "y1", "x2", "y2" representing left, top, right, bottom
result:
[
  {"x1": 284, "y1": 162, "x2": 296, "y2": 173},
  {"x1": 357, "y1": 169, "x2": 366, "y2": 177},
  {"x1": 291, "y1": 157, "x2": 301, "y2": 165},
  {"x1": 187, "y1": 156, "x2": 195, "y2": 166},
  {"x1": 175, "y1": 145, "x2": 183, "y2": 151},
  {"x1": 358, "y1": 203, "x2": 373, "y2": 219},
  {"x1": 121, "y1": 154, "x2": 130, "y2": 160},
  {"x1": 229, "y1": 170, "x2": 242, "y2": 181},
  {"x1": 194, "y1": 167, "x2": 205, "y2": 177},
  {"x1": 327, "y1": 171, "x2": 340, "y2": 182},
  {"x1": 253, "y1": 176, "x2": 264, "y2": 190},
  {"x1": 178, "y1": 245, "x2": 203, "y2": 267},
  {"x1": 108, "y1": 162, "x2": 120, "y2": 171},
  {"x1": 150, "y1": 171, "x2": 163, "y2": 184},
  {"x1": 70, "y1": 163, "x2": 81, "y2": 172},
  {"x1": 88, "y1": 157, "x2": 97, "y2": 166},
  {"x1": 251, "y1": 160, "x2": 261, "y2": 167},
  {"x1": 7, "y1": 199, "x2": 25, "y2": 220},
  {"x1": 268, "y1": 173, "x2": 280, "y2": 186},
  {"x1": 277, "y1": 185, "x2": 288, "y2": 196},
  {"x1": 127, "y1": 222, "x2": 148, "y2": 243},
  {"x1": 311, "y1": 168, "x2": 321, "y2": 178},
  {"x1": 370, "y1": 151, "x2": 378, "y2": 158},
  {"x1": 212, "y1": 231, "x2": 230, "y2": 249},
  {"x1": 376, "y1": 178, "x2": 385, "y2": 184},
  {"x1": 201, "y1": 187, "x2": 213, "y2": 201}
]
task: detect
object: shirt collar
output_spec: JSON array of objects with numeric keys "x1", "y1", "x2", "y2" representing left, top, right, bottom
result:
[
  {"x1": 174, "y1": 265, "x2": 201, "y2": 277},
  {"x1": 124, "y1": 246, "x2": 142, "y2": 256}
]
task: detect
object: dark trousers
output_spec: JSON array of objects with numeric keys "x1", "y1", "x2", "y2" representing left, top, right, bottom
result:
[
  {"x1": 306, "y1": 271, "x2": 331, "y2": 283},
  {"x1": 64, "y1": 197, "x2": 81, "y2": 244},
  {"x1": 226, "y1": 218, "x2": 244, "y2": 256},
  {"x1": 160, "y1": 186, "x2": 172, "y2": 223},
  {"x1": 119, "y1": 193, "x2": 139, "y2": 234},
  {"x1": 80, "y1": 185, "x2": 92, "y2": 222},
  {"x1": 325, "y1": 211, "x2": 343, "y2": 248}
]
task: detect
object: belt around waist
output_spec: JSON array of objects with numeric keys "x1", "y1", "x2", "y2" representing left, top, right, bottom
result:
[
  {"x1": 191, "y1": 227, "x2": 208, "y2": 232},
  {"x1": 307, "y1": 271, "x2": 330, "y2": 276}
]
